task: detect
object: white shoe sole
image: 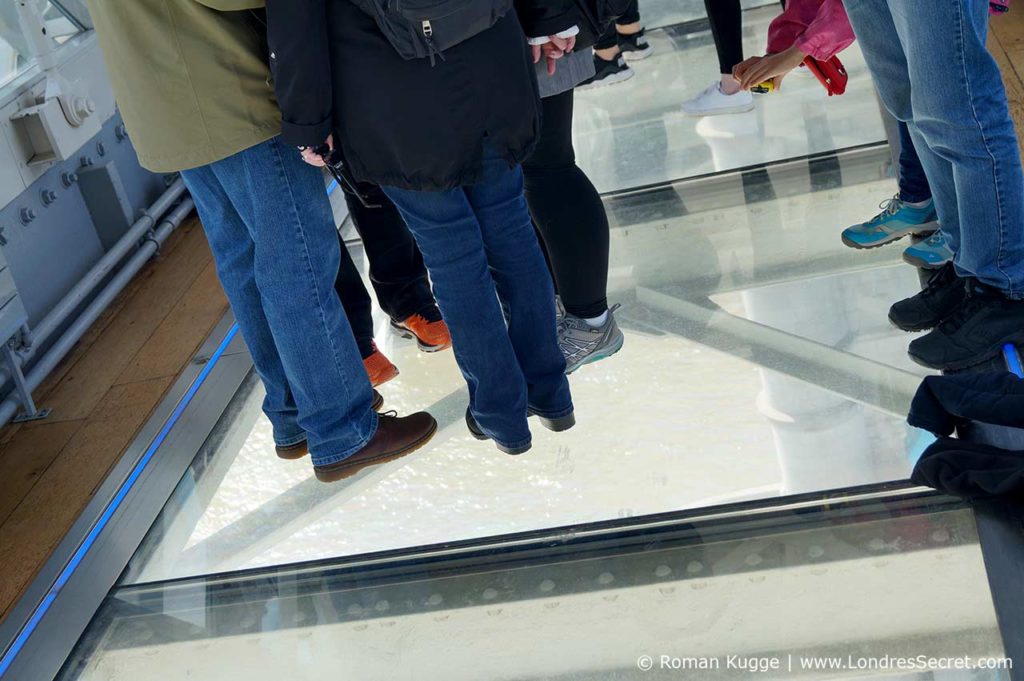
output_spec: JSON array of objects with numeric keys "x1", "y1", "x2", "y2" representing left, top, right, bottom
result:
[
  {"x1": 622, "y1": 45, "x2": 654, "y2": 61},
  {"x1": 578, "y1": 68, "x2": 635, "y2": 91}
]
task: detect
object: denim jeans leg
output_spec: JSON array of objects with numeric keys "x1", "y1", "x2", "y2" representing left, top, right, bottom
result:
[
  {"x1": 843, "y1": 0, "x2": 961, "y2": 254},
  {"x1": 181, "y1": 166, "x2": 305, "y2": 448},
  {"x1": 380, "y1": 185, "x2": 532, "y2": 449},
  {"x1": 464, "y1": 152, "x2": 572, "y2": 419},
  {"x1": 207, "y1": 137, "x2": 378, "y2": 465},
  {"x1": 896, "y1": 121, "x2": 932, "y2": 204},
  {"x1": 890, "y1": 0, "x2": 1024, "y2": 297}
]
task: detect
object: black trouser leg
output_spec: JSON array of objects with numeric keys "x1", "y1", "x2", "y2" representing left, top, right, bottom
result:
[
  {"x1": 706, "y1": 0, "x2": 744, "y2": 74},
  {"x1": 333, "y1": 232, "x2": 376, "y2": 359},
  {"x1": 343, "y1": 182, "x2": 436, "y2": 323},
  {"x1": 618, "y1": 0, "x2": 641, "y2": 25},
  {"x1": 595, "y1": 0, "x2": 641, "y2": 50},
  {"x1": 522, "y1": 90, "x2": 610, "y2": 320}
]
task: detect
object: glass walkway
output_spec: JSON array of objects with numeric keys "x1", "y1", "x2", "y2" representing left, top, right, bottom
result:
[{"x1": 3, "y1": 3, "x2": 1020, "y2": 680}]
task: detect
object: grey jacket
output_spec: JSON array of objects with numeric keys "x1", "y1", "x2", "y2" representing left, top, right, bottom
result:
[{"x1": 535, "y1": 48, "x2": 594, "y2": 98}]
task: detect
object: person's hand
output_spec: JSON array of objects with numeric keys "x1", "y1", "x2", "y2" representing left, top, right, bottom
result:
[
  {"x1": 300, "y1": 133, "x2": 333, "y2": 167},
  {"x1": 732, "y1": 45, "x2": 807, "y2": 91},
  {"x1": 549, "y1": 34, "x2": 575, "y2": 55},
  {"x1": 531, "y1": 34, "x2": 576, "y2": 75}
]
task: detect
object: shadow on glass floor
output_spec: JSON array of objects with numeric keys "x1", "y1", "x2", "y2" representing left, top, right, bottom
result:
[
  {"x1": 575, "y1": 5, "x2": 886, "y2": 193},
  {"x1": 113, "y1": 144, "x2": 954, "y2": 585}
]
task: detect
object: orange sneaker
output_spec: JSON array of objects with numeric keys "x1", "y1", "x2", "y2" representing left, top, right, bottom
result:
[
  {"x1": 390, "y1": 312, "x2": 452, "y2": 352},
  {"x1": 363, "y1": 343, "x2": 399, "y2": 387}
]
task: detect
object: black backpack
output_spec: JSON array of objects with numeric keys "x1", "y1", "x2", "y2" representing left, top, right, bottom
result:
[
  {"x1": 352, "y1": 0, "x2": 513, "y2": 64},
  {"x1": 573, "y1": 0, "x2": 633, "y2": 49}
]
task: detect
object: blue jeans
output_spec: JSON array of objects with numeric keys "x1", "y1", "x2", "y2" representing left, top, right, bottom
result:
[
  {"x1": 181, "y1": 136, "x2": 378, "y2": 466},
  {"x1": 382, "y1": 148, "x2": 572, "y2": 450},
  {"x1": 896, "y1": 120, "x2": 931, "y2": 205},
  {"x1": 845, "y1": 0, "x2": 1024, "y2": 298}
]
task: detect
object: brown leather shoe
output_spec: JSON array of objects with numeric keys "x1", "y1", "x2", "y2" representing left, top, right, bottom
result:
[
  {"x1": 275, "y1": 390, "x2": 385, "y2": 459},
  {"x1": 314, "y1": 411, "x2": 437, "y2": 482}
]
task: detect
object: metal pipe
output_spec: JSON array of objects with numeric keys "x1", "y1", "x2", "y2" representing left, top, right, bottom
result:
[
  {"x1": 0, "y1": 198, "x2": 194, "y2": 429},
  {"x1": 28, "y1": 178, "x2": 187, "y2": 348},
  {"x1": 0, "y1": 179, "x2": 186, "y2": 392}
]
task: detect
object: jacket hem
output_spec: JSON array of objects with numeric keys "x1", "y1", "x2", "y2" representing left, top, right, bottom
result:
[
  {"x1": 354, "y1": 139, "x2": 538, "y2": 192},
  {"x1": 135, "y1": 124, "x2": 281, "y2": 173}
]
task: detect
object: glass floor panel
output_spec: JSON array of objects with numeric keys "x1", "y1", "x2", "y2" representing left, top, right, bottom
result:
[
  {"x1": 573, "y1": 6, "x2": 886, "y2": 193},
  {"x1": 118, "y1": 145, "x2": 948, "y2": 585},
  {"x1": 62, "y1": 504, "x2": 1009, "y2": 681},
  {"x1": 641, "y1": 0, "x2": 782, "y2": 32}
]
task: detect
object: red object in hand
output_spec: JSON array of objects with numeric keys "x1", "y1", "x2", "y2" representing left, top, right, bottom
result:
[{"x1": 803, "y1": 55, "x2": 848, "y2": 96}]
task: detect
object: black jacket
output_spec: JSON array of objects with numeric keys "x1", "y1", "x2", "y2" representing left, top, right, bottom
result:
[
  {"x1": 908, "y1": 372, "x2": 1024, "y2": 502},
  {"x1": 265, "y1": 0, "x2": 580, "y2": 191}
]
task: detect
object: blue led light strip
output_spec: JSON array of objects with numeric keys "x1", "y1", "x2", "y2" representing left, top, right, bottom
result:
[
  {"x1": 0, "y1": 322, "x2": 241, "y2": 679},
  {"x1": 1006, "y1": 344, "x2": 1024, "y2": 378},
  {"x1": 327, "y1": 179, "x2": 339, "y2": 195}
]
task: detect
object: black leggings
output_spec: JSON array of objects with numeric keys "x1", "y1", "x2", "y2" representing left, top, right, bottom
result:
[
  {"x1": 707, "y1": 0, "x2": 743, "y2": 74},
  {"x1": 706, "y1": 0, "x2": 788, "y2": 74},
  {"x1": 522, "y1": 89, "x2": 610, "y2": 319}
]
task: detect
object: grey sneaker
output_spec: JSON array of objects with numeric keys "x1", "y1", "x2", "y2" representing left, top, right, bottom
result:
[
  {"x1": 558, "y1": 304, "x2": 625, "y2": 374},
  {"x1": 555, "y1": 296, "x2": 565, "y2": 323}
]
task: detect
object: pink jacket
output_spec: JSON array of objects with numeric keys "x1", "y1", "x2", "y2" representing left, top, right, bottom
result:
[{"x1": 766, "y1": 0, "x2": 856, "y2": 62}]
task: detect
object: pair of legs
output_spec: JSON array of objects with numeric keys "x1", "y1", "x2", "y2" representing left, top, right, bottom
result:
[
  {"x1": 682, "y1": 0, "x2": 776, "y2": 115},
  {"x1": 582, "y1": 0, "x2": 653, "y2": 87},
  {"x1": 594, "y1": 0, "x2": 643, "y2": 60},
  {"x1": 844, "y1": 0, "x2": 1024, "y2": 369},
  {"x1": 706, "y1": 0, "x2": 745, "y2": 95},
  {"x1": 333, "y1": 182, "x2": 442, "y2": 359},
  {"x1": 522, "y1": 88, "x2": 625, "y2": 374},
  {"x1": 180, "y1": 136, "x2": 378, "y2": 466},
  {"x1": 382, "y1": 146, "x2": 572, "y2": 450},
  {"x1": 841, "y1": 120, "x2": 946, "y2": 265},
  {"x1": 844, "y1": 0, "x2": 1024, "y2": 296}
]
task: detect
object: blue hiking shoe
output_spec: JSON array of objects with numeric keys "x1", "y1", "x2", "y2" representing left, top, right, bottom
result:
[
  {"x1": 841, "y1": 195, "x2": 938, "y2": 249},
  {"x1": 903, "y1": 231, "x2": 954, "y2": 270}
]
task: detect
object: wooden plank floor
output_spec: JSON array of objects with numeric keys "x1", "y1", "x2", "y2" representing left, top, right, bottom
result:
[
  {"x1": 0, "y1": 9, "x2": 1022, "y2": 638},
  {"x1": 0, "y1": 215, "x2": 228, "y2": 624},
  {"x1": 991, "y1": 7, "x2": 1024, "y2": 158}
]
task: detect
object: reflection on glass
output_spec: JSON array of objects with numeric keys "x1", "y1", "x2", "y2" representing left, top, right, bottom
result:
[
  {"x1": 62, "y1": 507, "x2": 1008, "y2": 681},
  {"x1": 0, "y1": 2, "x2": 82, "y2": 89}
]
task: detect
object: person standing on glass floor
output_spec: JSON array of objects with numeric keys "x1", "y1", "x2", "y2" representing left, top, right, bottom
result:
[
  {"x1": 265, "y1": 0, "x2": 578, "y2": 455},
  {"x1": 85, "y1": 0, "x2": 438, "y2": 482}
]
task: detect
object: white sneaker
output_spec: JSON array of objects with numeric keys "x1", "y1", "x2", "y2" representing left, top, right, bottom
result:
[{"x1": 681, "y1": 81, "x2": 755, "y2": 117}]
